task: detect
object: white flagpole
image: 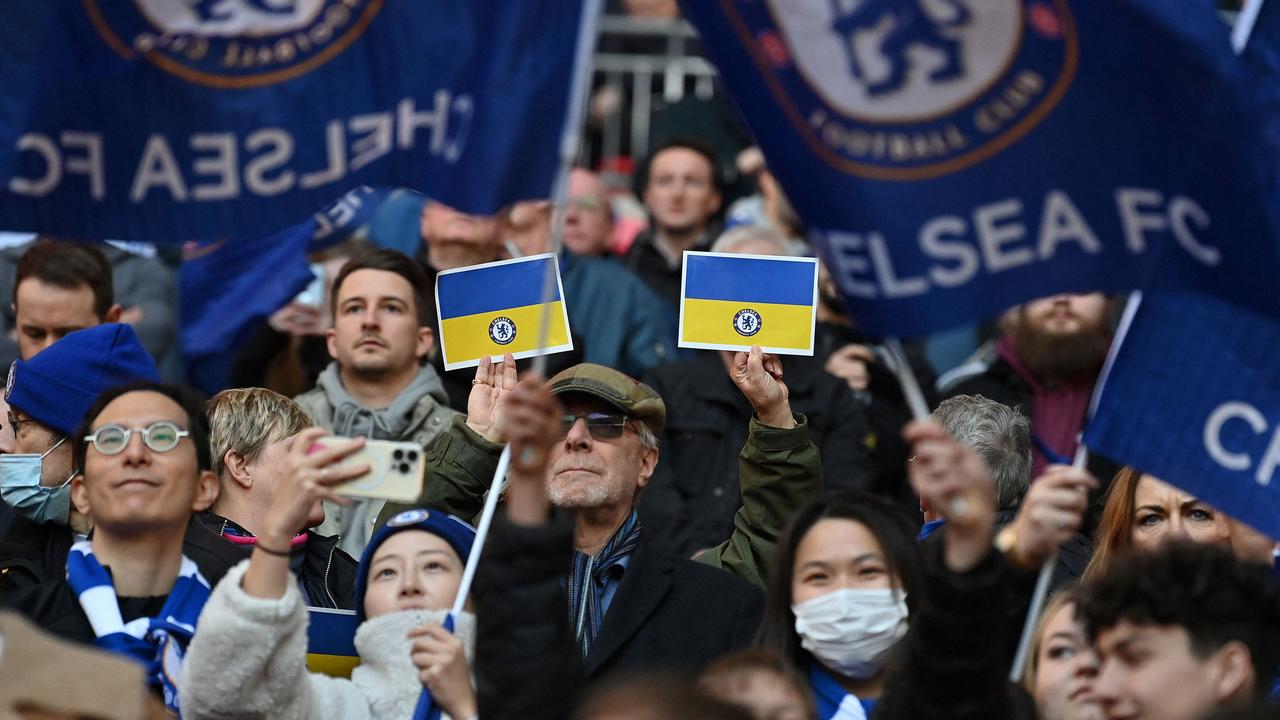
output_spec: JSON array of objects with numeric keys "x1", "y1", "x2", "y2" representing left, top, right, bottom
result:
[
  {"x1": 1232, "y1": 0, "x2": 1267, "y2": 54},
  {"x1": 449, "y1": 445, "x2": 512, "y2": 618},
  {"x1": 531, "y1": 0, "x2": 604, "y2": 379},
  {"x1": 1008, "y1": 291, "x2": 1143, "y2": 682},
  {"x1": 1008, "y1": 442, "x2": 1088, "y2": 682},
  {"x1": 448, "y1": 0, "x2": 604, "y2": 618}
]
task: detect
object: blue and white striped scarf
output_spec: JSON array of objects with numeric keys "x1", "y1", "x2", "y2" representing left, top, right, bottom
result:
[{"x1": 65, "y1": 540, "x2": 211, "y2": 714}]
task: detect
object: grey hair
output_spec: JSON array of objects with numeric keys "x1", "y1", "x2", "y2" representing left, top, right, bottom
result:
[
  {"x1": 931, "y1": 394, "x2": 1032, "y2": 512},
  {"x1": 710, "y1": 225, "x2": 794, "y2": 256},
  {"x1": 634, "y1": 421, "x2": 658, "y2": 450}
]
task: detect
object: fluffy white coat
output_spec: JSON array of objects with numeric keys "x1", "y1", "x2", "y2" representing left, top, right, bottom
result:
[{"x1": 179, "y1": 559, "x2": 476, "y2": 720}]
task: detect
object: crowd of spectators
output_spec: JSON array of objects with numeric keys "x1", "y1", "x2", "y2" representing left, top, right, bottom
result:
[{"x1": 0, "y1": 6, "x2": 1278, "y2": 720}]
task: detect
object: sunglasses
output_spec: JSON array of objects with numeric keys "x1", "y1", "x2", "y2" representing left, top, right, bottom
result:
[
  {"x1": 83, "y1": 421, "x2": 190, "y2": 456},
  {"x1": 560, "y1": 412, "x2": 630, "y2": 441}
]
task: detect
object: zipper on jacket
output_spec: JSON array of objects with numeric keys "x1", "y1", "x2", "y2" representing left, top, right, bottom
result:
[{"x1": 323, "y1": 539, "x2": 338, "y2": 607}]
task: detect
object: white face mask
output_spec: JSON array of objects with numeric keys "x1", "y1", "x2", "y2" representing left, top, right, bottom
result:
[{"x1": 792, "y1": 587, "x2": 909, "y2": 679}]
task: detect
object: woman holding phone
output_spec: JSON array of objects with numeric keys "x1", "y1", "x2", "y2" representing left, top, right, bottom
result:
[{"x1": 181, "y1": 427, "x2": 479, "y2": 720}]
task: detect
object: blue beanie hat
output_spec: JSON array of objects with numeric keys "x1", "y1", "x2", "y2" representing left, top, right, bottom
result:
[
  {"x1": 353, "y1": 508, "x2": 477, "y2": 622},
  {"x1": 5, "y1": 323, "x2": 159, "y2": 437}
]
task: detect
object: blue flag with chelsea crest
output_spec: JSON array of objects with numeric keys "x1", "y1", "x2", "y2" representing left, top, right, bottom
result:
[
  {"x1": 682, "y1": 0, "x2": 1280, "y2": 337},
  {"x1": 0, "y1": 1, "x2": 594, "y2": 242}
]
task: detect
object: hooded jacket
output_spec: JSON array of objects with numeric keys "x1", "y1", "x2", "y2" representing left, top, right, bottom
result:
[{"x1": 294, "y1": 363, "x2": 459, "y2": 556}]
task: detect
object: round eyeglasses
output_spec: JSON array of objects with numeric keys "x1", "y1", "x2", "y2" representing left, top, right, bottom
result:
[{"x1": 83, "y1": 421, "x2": 190, "y2": 456}]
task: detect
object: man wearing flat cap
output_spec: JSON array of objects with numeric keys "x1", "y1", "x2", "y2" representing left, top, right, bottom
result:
[{"x1": 380, "y1": 348, "x2": 821, "y2": 683}]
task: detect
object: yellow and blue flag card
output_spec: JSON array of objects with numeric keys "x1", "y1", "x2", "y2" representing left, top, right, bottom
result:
[
  {"x1": 306, "y1": 607, "x2": 360, "y2": 678},
  {"x1": 679, "y1": 251, "x2": 818, "y2": 356},
  {"x1": 435, "y1": 253, "x2": 573, "y2": 370}
]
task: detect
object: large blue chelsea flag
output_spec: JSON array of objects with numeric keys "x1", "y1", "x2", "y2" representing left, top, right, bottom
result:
[
  {"x1": 682, "y1": 1, "x2": 1280, "y2": 337},
  {"x1": 1084, "y1": 293, "x2": 1280, "y2": 540},
  {"x1": 0, "y1": 1, "x2": 594, "y2": 243}
]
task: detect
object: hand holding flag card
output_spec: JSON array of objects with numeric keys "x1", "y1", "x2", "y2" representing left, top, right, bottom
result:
[
  {"x1": 435, "y1": 253, "x2": 573, "y2": 371},
  {"x1": 678, "y1": 252, "x2": 818, "y2": 356}
]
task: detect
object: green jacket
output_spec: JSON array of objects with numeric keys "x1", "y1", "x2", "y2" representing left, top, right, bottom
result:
[{"x1": 380, "y1": 413, "x2": 823, "y2": 587}]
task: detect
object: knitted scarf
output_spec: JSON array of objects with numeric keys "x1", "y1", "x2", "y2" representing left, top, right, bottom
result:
[
  {"x1": 562, "y1": 511, "x2": 642, "y2": 658},
  {"x1": 65, "y1": 539, "x2": 210, "y2": 714},
  {"x1": 316, "y1": 363, "x2": 445, "y2": 440}
]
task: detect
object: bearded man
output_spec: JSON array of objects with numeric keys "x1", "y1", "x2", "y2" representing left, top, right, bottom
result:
[{"x1": 941, "y1": 293, "x2": 1117, "y2": 530}]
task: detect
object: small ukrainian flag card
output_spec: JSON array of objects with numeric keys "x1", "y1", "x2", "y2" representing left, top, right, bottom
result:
[
  {"x1": 435, "y1": 253, "x2": 573, "y2": 370},
  {"x1": 306, "y1": 607, "x2": 359, "y2": 678},
  {"x1": 678, "y1": 251, "x2": 818, "y2": 356}
]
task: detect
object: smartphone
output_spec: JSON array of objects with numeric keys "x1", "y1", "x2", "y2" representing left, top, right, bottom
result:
[{"x1": 313, "y1": 437, "x2": 426, "y2": 503}]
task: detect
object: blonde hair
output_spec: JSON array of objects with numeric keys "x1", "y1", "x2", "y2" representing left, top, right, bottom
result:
[
  {"x1": 207, "y1": 388, "x2": 312, "y2": 478},
  {"x1": 1023, "y1": 588, "x2": 1084, "y2": 693}
]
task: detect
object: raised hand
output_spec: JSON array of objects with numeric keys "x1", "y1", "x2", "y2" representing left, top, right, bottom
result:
[
  {"x1": 729, "y1": 345, "x2": 795, "y2": 429},
  {"x1": 244, "y1": 427, "x2": 368, "y2": 600},
  {"x1": 259, "y1": 427, "x2": 368, "y2": 549},
  {"x1": 1005, "y1": 465, "x2": 1097, "y2": 568},
  {"x1": 502, "y1": 376, "x2": 562, "y2": 526},
  {"x1": 904, "y1": 419, "x2": 996, "y2": 572},
  {"x1": 268, "y1": 301, "x2": 326, "y2": 337},
  {"x1": 466, "y1": 353, "x2": 518, "y2": 443},
  {"x1": 824, "y1": 342, "x2": 876, "y2": 391}
]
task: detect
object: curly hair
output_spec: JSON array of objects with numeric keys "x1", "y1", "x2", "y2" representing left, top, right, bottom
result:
[{"x1": 1078, "y1": 541, "x2": 1280, "y2": 700}]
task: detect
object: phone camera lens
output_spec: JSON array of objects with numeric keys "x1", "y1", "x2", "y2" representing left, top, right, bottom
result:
[
  {"x1": 393, "y1": 449, "x2": 404, "y2": 460},
  {"x1": 398, "y1": 463, "x2": 411, "y2": 474},
  {"x1": 407, "y1": 450, "x2": 419, "y2": 462}
]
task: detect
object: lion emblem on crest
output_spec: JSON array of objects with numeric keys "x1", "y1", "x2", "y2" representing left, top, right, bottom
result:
[{"x1": 830, "y1": 0, "x2": 972, "y2": 97}]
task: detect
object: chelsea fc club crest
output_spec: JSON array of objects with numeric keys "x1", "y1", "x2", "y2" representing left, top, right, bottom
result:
[
  {"x1": 84, "y1": 0, "x2": 383, "y2": 88},
  {"x1": 733, "y1": 309, "x2": 763, "y2": 337},
  {"x1": 488, "y1": 317, "x2": 517, "y2": 345},
  {"x1": 744, "y1": 0, "x2": 1076, "y2": 180}
]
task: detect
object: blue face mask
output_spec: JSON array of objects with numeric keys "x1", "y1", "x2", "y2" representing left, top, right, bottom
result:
[{"x1": 0, "y1": 436, "x2": 74, "y2": 525}]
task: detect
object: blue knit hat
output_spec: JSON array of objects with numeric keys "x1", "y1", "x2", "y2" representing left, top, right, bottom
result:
[
  {"x1": 5, "y1": 324, "x2": 159, "y2": 437},
  {"x1": 353, "y1": 508, "x2": 477, "y2": 622}
]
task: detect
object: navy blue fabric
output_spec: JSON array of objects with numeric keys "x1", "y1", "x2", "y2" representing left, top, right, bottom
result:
[
  {"x1": 1085, "y1": 293, "x2": 1280, "y2": 541},
  {"x1": 682, "y1": 0, "x2": 1280, "y2": 337},
  {"x1": 6, "y1": 323, "x2": 158, "y2": 436},
  {"x1": 0, "y1": 1, "x2": 590, "y2": 241}
]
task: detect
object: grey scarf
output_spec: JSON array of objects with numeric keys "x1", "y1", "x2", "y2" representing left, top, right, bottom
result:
[{"x1": 316, "y1": 363, "x2": 447, "y2": 440}]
